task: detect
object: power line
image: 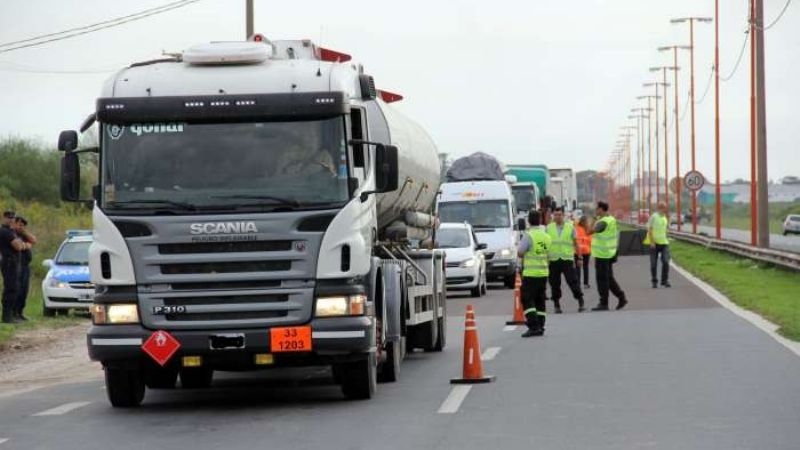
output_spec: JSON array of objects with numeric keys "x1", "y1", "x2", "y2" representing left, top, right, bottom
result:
[
  {"x1": 0, "y1": 0, "x2": 204, "y2": 54},
  {"x1": 0, "y1": 60, "x2": 116, "y2": 74},
  {"x1": 695, "y1": 66, "x2": 714, "y2": 104},
  {"x1": 0, "y1": 0, "x2": 198, "y2": 49},
  {"x1": 720, "y1": 31, "x2": 749, "y2": 82},
  {"x1": 762, "y1": 0, "x2": 793, "y2": 30}
]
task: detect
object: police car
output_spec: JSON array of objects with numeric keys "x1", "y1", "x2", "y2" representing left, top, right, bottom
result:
[{"x1": 41, "y1": 230, "x2": 94, "y2": 316}]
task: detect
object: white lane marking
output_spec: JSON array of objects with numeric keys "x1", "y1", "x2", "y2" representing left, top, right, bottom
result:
[
  {"x1": 33, "y1": 401, "x2": 91, "y2": 416},
  {"x1": 672, "y1": 262, "x2": 800, "y2": 359},
  {"x1": 437, "y1": 385, "x2": 472, "y2": 414},
  {"x1": 0, "y1": 438, "x2": 8, "y2": 445},
  {"x1": 468, "y1": 348, "x2": 474, "y2": 365},
  {"x1": 481, "y1": 346, "x2": 501, "y2": 361},
  {"x1": 503, "y1": 325, "x2": 518, "y2": 332}
]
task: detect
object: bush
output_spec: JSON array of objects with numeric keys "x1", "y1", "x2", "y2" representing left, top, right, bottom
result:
[{"x1": 0, "y1": 138, "x2": 62, "y2": 205}]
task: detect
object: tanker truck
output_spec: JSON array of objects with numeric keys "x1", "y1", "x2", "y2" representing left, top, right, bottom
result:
[{"x1": 57, "y1": 37, "x2": 447, "y2": 407}]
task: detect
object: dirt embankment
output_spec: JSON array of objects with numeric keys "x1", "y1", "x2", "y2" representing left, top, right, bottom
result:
[{"x1": 0, "y1": 323, "x2": 101, "y2": 397}]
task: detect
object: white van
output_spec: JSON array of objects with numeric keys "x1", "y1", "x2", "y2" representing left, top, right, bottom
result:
[{"x1": 437, "y1": 180, "x2": 518, "y2": 288}]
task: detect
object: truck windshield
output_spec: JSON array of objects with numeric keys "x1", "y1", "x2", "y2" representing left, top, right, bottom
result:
[
  {"x1": 511, "y1": 186, "x2": 536, "y2": 212},
  {"x1": 101, "y1": 118, "x2": 349, "y2": 212},
  {"x1": 438, "y1": 200, "x2": 510, "y2": 229}
]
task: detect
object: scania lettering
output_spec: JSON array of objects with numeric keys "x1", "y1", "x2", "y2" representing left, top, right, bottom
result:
[{"x1": 59, "y1": 38, "x2": 446, "y2": 407}]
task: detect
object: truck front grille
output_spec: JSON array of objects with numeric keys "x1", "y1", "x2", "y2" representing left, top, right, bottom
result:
[
  {"x1": 165, "y1": 310, "x2": 287, "y2": 322},
  {"x1": 158, "y1": 241, "x2": 292, "y2": 254},
  {"x1": 162, "y1": 294, "x2": 288, "y2": 306},
  {"x1": 169, "y1": 280, "x2": 281, "y2": 291},
  {"x1": 160, "y1": 260, "x2": 290, "y2": 275}
]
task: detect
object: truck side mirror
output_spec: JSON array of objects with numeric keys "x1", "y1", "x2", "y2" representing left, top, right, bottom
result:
[
  {"x1": 517, "y1": 218, "x2": 527, "y2": 231},
  {"x1": 61, "y1": 152, "x2": 81, "y2": 202},
  {"x1": 375, "y1": 144, "x2": 399, "y2": 193},
  {"x1": 58, "y1": 130, "x2": 78, "y2": 152}
]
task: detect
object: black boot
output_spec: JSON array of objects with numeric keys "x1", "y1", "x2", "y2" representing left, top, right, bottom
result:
[
  {"x1": 578, "y1": 298, "x2": 585, "y2": 312},
  {"x1": 2, "y1": 311, "x2": 20, "y2": 324},
  {"x1": 553, "y1": 300, "x2": 563, "y2": 314},
  {"x1": 591, "y1": 303, "x2": 609, "y2": 311},
  {"x1": 522, "y1": 314, "x2": 544, "y2": 338},
  {"x1": 616, "y1": 297, "x2": 628, "y2": 310}
]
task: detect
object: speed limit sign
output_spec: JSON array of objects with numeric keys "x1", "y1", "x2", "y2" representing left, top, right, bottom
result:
[{"x1": 684, "y1": 170, "x2": 705, "y2": 192}]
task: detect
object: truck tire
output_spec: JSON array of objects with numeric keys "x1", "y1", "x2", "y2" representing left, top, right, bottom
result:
[
  {"x1": 339, "y1": 353, "x2": 377, "y2": 400},
  {"x1": 145, "y1": 367, "x2": 178, "y2": 389},
  {"x1": 180, "y1": 368, "x2": 213, "y2": 389},
  {"x1": 377, "y1": 339, "x2": 401, "y2": 383},
  {"x1": 104, "y1": 366, "x2": 145, "y2": 408}
]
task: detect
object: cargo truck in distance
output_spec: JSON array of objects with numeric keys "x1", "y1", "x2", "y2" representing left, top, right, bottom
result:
[{"x1": 58, "y1": 37, "x2": 447, "y2": 407}]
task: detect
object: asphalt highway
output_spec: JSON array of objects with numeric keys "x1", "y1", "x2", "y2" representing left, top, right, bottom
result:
[
  {"x1": 695, "y1": 224, "x2": 800, "y2": 254},
  {"x1": 1, "y1": 256, "x2": 799, "y2": 449}
]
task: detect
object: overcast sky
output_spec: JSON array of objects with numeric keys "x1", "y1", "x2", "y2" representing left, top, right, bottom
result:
[{"x1": 0, "y1": 0, "x2": 797, "y2": 181}]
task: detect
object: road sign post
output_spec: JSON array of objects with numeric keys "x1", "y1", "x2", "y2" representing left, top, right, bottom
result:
[{"x1": 684, "y1": 170, "x2": 705, "y2": 233}]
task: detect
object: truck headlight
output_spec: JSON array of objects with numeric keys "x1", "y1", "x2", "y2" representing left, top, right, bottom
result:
[
  {"x1": 499, "y1": 248, "x2": 513, "y2": 258},
  {"x1": 48, "y1": 278, "x2": 69, "y2": 289},
  {"x1": 315, "y1": 294, "x2": 366, "y2": 317},
  {"x1": 460, "y1": 258, "x2": 476, "y2": 268},
  {"x1": 90, "y1": 303, "x2": 139, "y2": 325}
]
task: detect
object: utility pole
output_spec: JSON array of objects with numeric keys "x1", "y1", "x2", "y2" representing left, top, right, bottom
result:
[
  {"x1": 630, "y1": 109, "x2": 649, "y2": 221},
  {"x1": 754, "y1": 0, "x2": 769, "y2": 248},
  {"x1": 749, "y1": 0, "x2": 757, "y2": 245},
  {"x1": 714, "y1": 0, "x2": 722, "y2": 240},
  {"x1": 643, "y1": 84, "x2": 666, "y2": 203},
  {"x1": 246, "y1": 0, "x2": 254, "y2": 39},
  {"x1": 650, "y1": 66, "x2": 676, "y2": 216},
  {"x1": 659, "y1": 45, "x2": 690, "y2": 231},
  {"x1": 672, "y1": 17, "x2": 712, "y2": 234},
  {"x1": 637, "y1": 97, "x2": 657, "y2": 213}
]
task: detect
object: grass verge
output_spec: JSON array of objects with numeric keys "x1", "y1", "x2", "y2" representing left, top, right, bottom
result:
[
  {"x1": 670, "y1": 240, "x2": 800, "y2": 341},
  {"x1": 0, "y1": 282, "x2": 85, "y2": 348}
]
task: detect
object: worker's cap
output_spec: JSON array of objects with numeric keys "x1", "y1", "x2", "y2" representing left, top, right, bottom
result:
[
  {"x1": 14, "y1": 216, "x2": 27, "y2": 226},
  {"x1": 2, "y1": 210, "x2": 15, "y2": 219}
]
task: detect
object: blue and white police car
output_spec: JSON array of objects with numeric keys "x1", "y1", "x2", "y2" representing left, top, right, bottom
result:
[{"x1": 41, "y1": 230, "x2": 94, "y2": 316}]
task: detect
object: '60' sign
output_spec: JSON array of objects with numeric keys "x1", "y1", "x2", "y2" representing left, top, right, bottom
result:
[{"x1": 683, "y1": 170, "x2": 705, "y2": 192}]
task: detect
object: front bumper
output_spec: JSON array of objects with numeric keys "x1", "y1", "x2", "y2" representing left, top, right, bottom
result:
[
  {"x1": 445, "y1": 266, "x2": 480, "y2": 289},
  {"x1": 87, "y1": 316, "x2": 374, "y2": 370},
  {"x1": 486, "y1": 258, "x2": 517, "y2": 279},
  {"x1": 42, "y1": 285, "x2": 94, "y2": 309}
]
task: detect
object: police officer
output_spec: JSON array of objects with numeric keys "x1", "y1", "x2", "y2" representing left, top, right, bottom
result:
[
  {"x1": 516, "y1": 210, "x2": 552, "y2": 337},
  {"x1": 13, "y1": 216, "x2": 36, "y2": 321},
  {"x1": 1, "y1": 211, "x2": 25, "y2": 324},
  {"x1": 545, "y1": 207, "x2": 585, "y2": 313},
  {"x1": 589, "y1": 202, "x2": 628, "y2": 311},
  {"x1": 646, "y1": 202, "x2": 671, "y2": 288}
]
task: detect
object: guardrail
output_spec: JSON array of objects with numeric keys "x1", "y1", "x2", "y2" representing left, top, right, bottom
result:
[{"x1": 623, "y1": 222, "x2": 800, "y2": 272}]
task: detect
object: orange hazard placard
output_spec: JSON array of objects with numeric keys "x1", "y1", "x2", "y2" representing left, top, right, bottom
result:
[{"x1": 270, "y1": 326, "x2": 312, "y2": 353}]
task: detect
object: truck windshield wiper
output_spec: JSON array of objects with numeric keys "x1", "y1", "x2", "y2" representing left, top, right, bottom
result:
[
  {"x1": 211, "y1": 194, "x2": 303, "y2": 208},
  {"x1": 108, "y1": 199, "x2": 198, "y2": 210}
]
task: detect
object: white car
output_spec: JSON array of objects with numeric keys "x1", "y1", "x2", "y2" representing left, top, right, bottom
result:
[
  {"x1": 783, "y1": 214, "x2": 800, "y2": 235},
  {"x1": 436, "y1": 223, "x2": 487, "y2": 297},
  {"x1": 41, "y1": 231, "x2": 94, "y2": 316}
]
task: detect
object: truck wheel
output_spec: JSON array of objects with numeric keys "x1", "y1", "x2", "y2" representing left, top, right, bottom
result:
[
  {"x1": 377, "y1": 340, "x2": 401, "y2": 383},
  {"x1": 42, "y1": 305, "x2": 56, "y2": 317},
  {"x1": 104, "y1": 366, "x2": 145, "y2": 408},
  {"x1": 180, "y1": 368, "x2": 213, "y2": 389},
  {"x1": 339, "y1": 353, "x2": 377, "y2": 400},
  {"x1": 145, "y1": 367, "x2": 178, "y2": 389}
]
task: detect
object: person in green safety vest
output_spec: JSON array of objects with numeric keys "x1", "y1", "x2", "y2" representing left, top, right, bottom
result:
[
  {"x1": 545, "y1": 207, "x2": 585, "y2": 313},
  {"x1": 588, "y1": 201, "x2": 628, "y2": 311},
  {"x1": 516, "y1": 210, "x2": 552, "y2": 337},
  {"x1": 646, "y1": 201, "x2": 671, "y2": 288}
]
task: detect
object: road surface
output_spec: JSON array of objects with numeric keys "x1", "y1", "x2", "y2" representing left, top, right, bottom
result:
[
  {"x1": 693, "y1": 225, "x2": 800, "y2": 254},
  {"x1": 0, "y1": 256, "x2": 799, "y2": 449}
]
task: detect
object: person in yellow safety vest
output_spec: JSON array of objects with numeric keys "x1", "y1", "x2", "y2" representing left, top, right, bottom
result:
[
  {"x1": 646, "y1": 201, "x2": 671, "y2": 288},
  {"x1": 588, "y1": 201, "x2": 628, "y2": 311},
  {"x1": 516, "y1": 210, "x2": 552, "y2": 338},
  {"x1": 545, "y1": 207, "x2": 585, "y2": 313}
]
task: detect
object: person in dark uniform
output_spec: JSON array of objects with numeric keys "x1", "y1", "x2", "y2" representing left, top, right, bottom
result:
[
  {"x1": 1, "y1": 211, "x2": 25, "y2": 323},
  {"x1": 13, "y1": 216, "x2": 36, "y2": 321}
]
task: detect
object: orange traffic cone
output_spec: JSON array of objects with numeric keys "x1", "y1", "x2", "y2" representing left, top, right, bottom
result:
[
  {"x1": 451, "y1": 304, "x2": 495, "y2": 384},
  {"x1": 506, "y1": 272, "x2": 525, "y2": 325}
]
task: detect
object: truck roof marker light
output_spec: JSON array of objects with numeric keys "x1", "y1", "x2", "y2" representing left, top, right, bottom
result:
[
  {"x1": 235, "y1": 100, "x2": 256, "y2": 106},
  {"x1": 185, "y1": 101, "x2": 205, "y2": 108},
  {"x1": 250, "y1": 33, "x2": 266, "y2": 43},
  {"x1": 377, "y1": 90, "x2": 403, "y2": 103},
  {"x1": 105, "y1": 104, "x2": 125, "y2": 110},
  {"x1": 318, "y1": 47, "x2": 352, "y2": 63}
]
